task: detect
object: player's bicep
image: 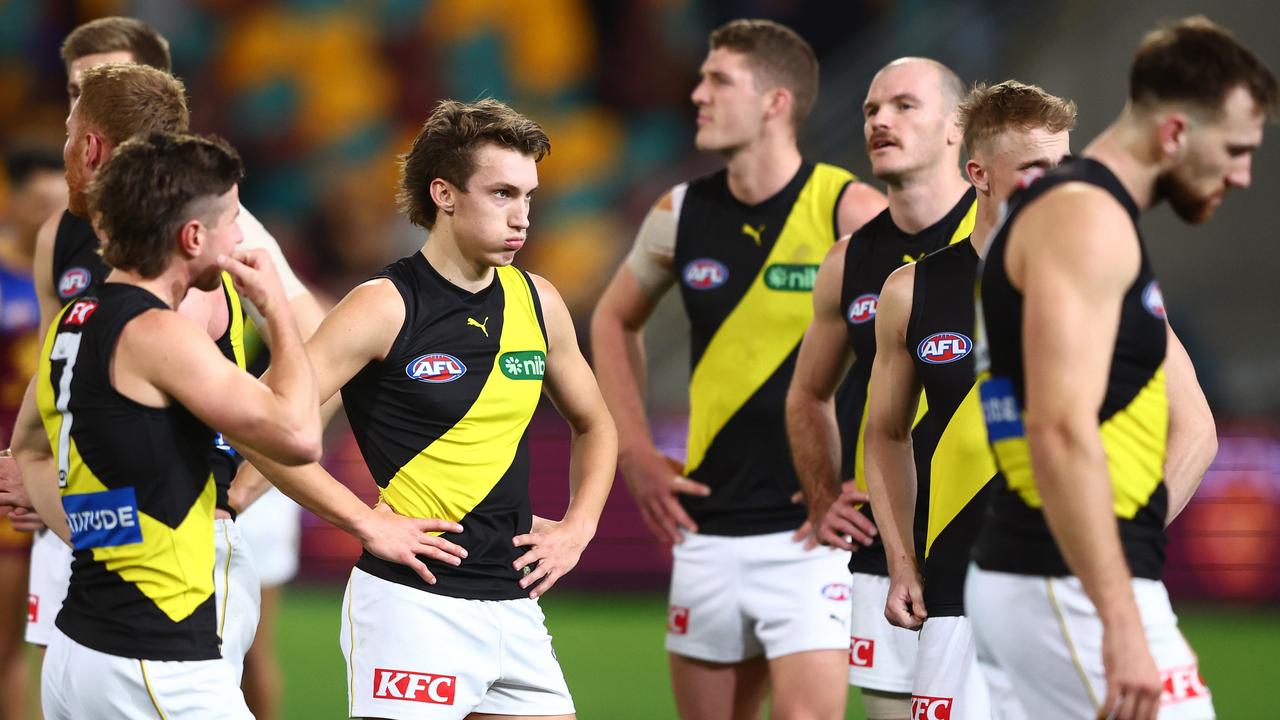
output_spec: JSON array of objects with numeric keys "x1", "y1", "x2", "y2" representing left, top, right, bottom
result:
[
  {"x1": 534, "y1": 276, "x2": 610, "y2": 431},
  {"x1": 792, "y1": 242, "x2": 853, "y2": 399},
  {"x1": 866, "y1": 269, "x2": 919, "y2": 439},
  {"x1": 33, "y1": 208, "x2": 64, "y2": 340},
  {"x1": 301, "y1": 279, "x2": 404, "y2": 403}
]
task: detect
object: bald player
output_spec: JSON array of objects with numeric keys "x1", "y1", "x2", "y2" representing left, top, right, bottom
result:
[{"x1": 785, "y1": 57, "x2": 973, "y2": 720}]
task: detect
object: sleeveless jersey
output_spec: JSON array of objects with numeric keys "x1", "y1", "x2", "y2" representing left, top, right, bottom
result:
[
  {"x1": 841, "y1": 188, "x2": 977, "y2": 575},
  {"x1": 0, "y1": 259, "x2": 39, "y2": 442},
  {"x1": 905, "y1": 239, "x2": 995, "y2": 615},
  {"x1": 51, "y1": 211, "x2": 246, "y2": 514},
  {"x1": 974, "y1": 157, "x2": 1169, "y2": 579},
  {"x1": 673, "y1": 161, "x2": 855, "y2": 536},
  {"x1": 343, "y1": 255, "x2": 548, "y2": 600},
  {"x1": 39, "y1": 284, "x2": 219, "y2": 660}
]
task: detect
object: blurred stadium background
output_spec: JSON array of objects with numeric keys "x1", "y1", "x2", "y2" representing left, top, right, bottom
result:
[{"x1": 2, "y1": 0, "x2": 1278, "y2": 717}]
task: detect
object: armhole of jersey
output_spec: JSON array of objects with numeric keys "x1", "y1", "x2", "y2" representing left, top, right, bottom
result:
[
  {"x1": 668, "y1": 182, "x2": 688, "y2": 256},
  {"x1": 519, "y1": 269, "x2": 549, "y2": 345},
  {"x1": 906, "y1": 262, "x2": 927, "y2": 350},
  {"x1": 220, "y1": 273, "x2": 246, "y2": 370},
  {"x1": 377, "y1": 270, "x2": 415, "y2": 367},
  {"x1": 832, "y1": 179, "x2": 854, "y2": 240},
  {"x1": 50, "y1": 215, "x2": 65, "y2": 292}
]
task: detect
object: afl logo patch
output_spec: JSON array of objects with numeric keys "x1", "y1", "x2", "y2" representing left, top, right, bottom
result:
[
  {"x1": 822, "y1": 583, "x2": 852, "y2": 601},
  {"x1": 1142, "y1": 280, "x2": 1166, "y2": 319},
  {"x1": 58, "y1": 267, "x2": 92, "y2": 299},
  {"x1": 683, "y1": 259, "x2": 728, "y2": 290},
  {"x1": 917, "y1": 332, "x2": 972, "y2": 364},
  {"x1": 405, "y1": 353, "x2": 467, "y2": 384},
  {"x1": 847, "y1": 293, "x2": 878, "y2": 324}
]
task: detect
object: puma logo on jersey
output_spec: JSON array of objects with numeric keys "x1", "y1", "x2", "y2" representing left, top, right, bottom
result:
[
  {"x1": 902, "y1": 252, "x2": 926, "y2": 265},
  {"x1": 741, "y1": 223, "x2": 765, "y2": 245},
  {"x1": 467, "y1": 317, "x2": 489, "y2": 337}
]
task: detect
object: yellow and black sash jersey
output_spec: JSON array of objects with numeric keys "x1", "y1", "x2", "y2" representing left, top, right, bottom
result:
[
  {"x1": 342, "y1": 254, "x2": 548, "y2": 600},
  {"x1": 51, "y1": 211, "x2": 246, "y2": 515},
  {"x1": 840, "y1": 188, "x2": 977, "y2": 575},
  {"x1": 905, "y1": 238, "x2": 995, "y2": 616},
  {"x1": 974, "y1": 158, "x2": 1169, "y2": 579},
  {"x1": 674, "y1": 161, "x2": 855, "y2": 535},
  {"x1": 39, "y1": 284, "x2": 219, "y2": 660}
]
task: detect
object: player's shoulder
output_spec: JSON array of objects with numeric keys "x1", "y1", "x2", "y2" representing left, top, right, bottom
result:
[
  {"x1": 880, "y1": 261, "x2": 917, "y2": 302},
  {"x1": 847, "y1": 205, "x2": 894, "y2": 241}
]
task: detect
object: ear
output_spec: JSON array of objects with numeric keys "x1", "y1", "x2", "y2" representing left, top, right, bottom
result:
[
  {"x1": 965, "y1": 158, "x2": 989, "y2": 195},
  {"x1": 429, "y1": 178, "x2": 455, "y2": 218},
  {"x1": 945, "y1": 111, "x2": 964, "y2": 146},
  {"x1": 84, "y1": 132, "x2": 110, "y2": 171},
  {"x1": 1156, "y1": 112, "x2": 1190, "y2": 159},
  {"x1": 176, "y1": 218, "x2": 203, "y2": 260},
  {"x1": 764, "y1": 87, "x2": 793, "y2": 124}
]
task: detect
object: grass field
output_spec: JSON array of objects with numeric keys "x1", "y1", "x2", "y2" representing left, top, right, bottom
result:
[{"x1": 259, "y1": 586, "x2": 1280, "y2": 719}]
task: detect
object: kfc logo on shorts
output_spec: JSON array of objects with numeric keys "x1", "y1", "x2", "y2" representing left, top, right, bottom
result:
[
  {"x1": 911, "y1": 695, "x2": 953, "y2": 720},
  {"x1": 849, "y1": 637, "x2": 874, "y2": 667},
  {"x1": 821, "y1": 583, "x2": 851, "y2": 601},
  {"x1": 1161, "y1": 664, "x2": 1210, "y2": 705},
  {"x1": 847, "y1": 294, "x2": 878, "y2": 325},
  {"x1": 27, "y1": 594, "x2": 38, "y2": 623},
  {"x1": 58, "y1": 267, "x2": 91, "y2": 299},
  {"x1": 372, "y1": 669, "x2": 456, "y2": 705},
  {"x1": 668, "y1": 605, "x2": 690, "y2": 635}
]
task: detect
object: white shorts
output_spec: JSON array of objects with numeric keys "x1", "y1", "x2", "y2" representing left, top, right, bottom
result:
[
  {"x1": 848, "y1": 572, "x2": 919, "y2": 693},
  {"x1": 41, "y1": 626, "x2": 252, "y2": 720},
  {"x1": 340, "y1": 567, "x2": 574, "y2": 719},
  {"x1": 236, "y1": 486, "x2": 301, "y2": 587},
  {"x1": 214, "y1": 518, "x2": 261, "y2": 683},
  {"x1": 912, "y1": 616, "x2": 995, "y2": 720},
  {"x1": 25, "y1": 528, "x2": 72, "y2": 646},
  {"x1": 666, "y1": 530, "x2": 852, "y2": 663},
  {"x1": 966, "y1": 565, "x2": 1215, "y2": 720}
]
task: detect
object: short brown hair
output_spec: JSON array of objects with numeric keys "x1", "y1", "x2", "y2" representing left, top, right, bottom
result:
[
  {"x1": 1130, "y1": 16, "x2": 1278, "y2": 116},
  {"x1": 76, "y1": 63, "x2": 189, "y2": 146},
  {"x1": 710, "y1": 19, "x2": 818, "y2": 128},
  {"x1": 88, "y1": 132, "x2": 243, "y2": 278},
  {"x1": 397, "y1": 99, "x2": 550, "y2": 230},
  {"x1": 61, "y1": 16, "x2": 172, "y2": 71},
  {"x1": 959, "y1": 80, "x2": 1078, "y2": 156}
]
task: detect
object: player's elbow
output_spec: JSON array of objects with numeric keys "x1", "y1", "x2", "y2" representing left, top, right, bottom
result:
[{"x1": 1025, "y1": 414, "x2": 1102, "y2": 472}]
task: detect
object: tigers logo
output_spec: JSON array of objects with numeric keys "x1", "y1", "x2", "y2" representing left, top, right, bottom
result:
[{"x1": 57, "y1": 267, "x2": 91, "y2": 299}]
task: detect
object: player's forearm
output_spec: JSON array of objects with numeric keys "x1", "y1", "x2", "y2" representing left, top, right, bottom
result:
[
  {"x1": 589, "y1": 311, "x2": 658, "y2": 460},
  {"x1": 561, "y1": 413, "x2": 618, "y2": 537},
  {"x1": 238, "y1": 445, "x2": 375, "y2": 540},
  {"x1": 784, "y1": 389, "x2": 842, "y2": 515},
  {"x1": 258, "y1": 306, "x2": 322, "y2": 463},
  {"x1": 1162, "y1": 337, "x2": 1217, "y2": 525},
  {"x1": 1028, "y1": 418, "x2": 1141, "y2": 627},
  {"x1": 12, "y1": 420, "x2": 67, "y2": 543},
  {"x1": 864, "y1": 427, "x2": 918, "y2": 574}
]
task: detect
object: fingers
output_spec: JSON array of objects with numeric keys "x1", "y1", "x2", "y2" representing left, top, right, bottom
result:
[
  {"x1": 512, "y1": 545, "x2": 541, "y2": 573},
  {"x1": 671, "y1": 477, "x2": 711, "y2": 497},
  {"x1": 831, "y1": 504, "x2": 877, "y2": 546},
  {"x1": 520, "y1": 563, "x2": 560, "y2": 599},
  {"x1": 637, "y1": 504, "x2": 681, "y2": 544},
  {"x1": 908, "y1": 583, "x2": 928, "y2": 624},
  {"x1": 417, "y1": 534, "x2": 467, "y2": 563},
  {"x1": 413, "y1": 518, "x2": 464, "y2": 535},
  {"x1": 791, "y1": 519, "x2": 811, "y2": 543},
  {"x1": 884, "y1": 596, "x2": 919, "y2": 629},
  {"x1": 405, "y1": 557, "x2": 438, "y2": 586},
  {"x1": 816, "y1": 523, "x2": 855, "y2": 551}
]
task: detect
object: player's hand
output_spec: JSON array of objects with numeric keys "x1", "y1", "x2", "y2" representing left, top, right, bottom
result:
[
  {"x1": 357, "y1": 503, "x2": 468, "y2": 586},
  {"x1": 885, "y1": 566, "x2": 927, "y2": 630},
  {"x1": 815, "y1": 480, "x2": 878, "y2": 551},
  {"x1": 0, "y1": 451, "x2": 35, "y2": 513},
  {"x1": 789, "y1": 490, "x2": 823, "y2": 550},
  {"x1": 226, "y1": 462, "x2": 272, "y2": 515},
  {"x1": 6, "y1": 506, "x2": 44, "y2": 532},
  {"x1": 219, "y1": 248, "x2": 287, "y2": 319},
  {"x1": 512, "y1": 514, "x2": 594, "y2": 599},
  {"x1": 619, "y1": 450, "x2": 710, "y2": 544},
  {"x1": 1100, "y1": 620, "x2": 1161, "y2": 720}
]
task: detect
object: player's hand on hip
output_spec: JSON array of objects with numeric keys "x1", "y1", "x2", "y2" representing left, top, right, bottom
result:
[
  {"x1": 619, "y1": 450, "x2": 709, "y2": 545},
  {"x1": 359, "y1": 503, "x2": 467, "y2": 586},
  {"x1": 0, "y1": 452, "x2": 34, "y2": 512},
  {"x1": 219, "y1": 248, "x2": 287, "y2": 318},
  {"x1": 884, "y1": 567, "x2": 927, "y2": 630},
  {"x1": 6, "y1": 507, "x2": 45, "y2": 532},
  {"x1": 1100, "y1": 621, "x2": 1161, "y2": 720},
  {"x1": 512, "y1": 514, "x2": 595, "y2": 599},
  {"x1": 816, "y1": 480, "x2": 877, "y2": 551}
]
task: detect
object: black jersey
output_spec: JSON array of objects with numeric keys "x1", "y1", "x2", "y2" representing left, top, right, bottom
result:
[
  {"x1": 39, "y1": 284, "x2": 219, "y2": 660},
  {"x1": 974, "y1": 158, "x2": 1169, "y2": 579},
  {"x1": 841, "y1": 188, "x2": 977, "y2": 575},
  {"x1": 343, "y1": 255, "x2": 547, "y2": 600},
  {"x1": 673, "y1": 161, "x2": 855, "y2": 536},
  {"x1": 51, "y1": 211, "x2": 246, "y2": 514},
  {"x1": 905, "y1": 239, "x2": 995, "y2": 616}
]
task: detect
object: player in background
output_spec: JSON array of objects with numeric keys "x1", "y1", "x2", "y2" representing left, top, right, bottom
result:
[
  {"x1": 593, "y1": 18, "x2": 887, "y2": 720},
  {"x1": 0, "y1": 145, "x2": 66, "y2": 720},
  {"x1": 968, "y1": 16, "x2": 1274, "y2": 720},
  {"x1": 13, "y1": 130, "x2": 320, "y2": 719},
  {"x1": 785, "y1": 56, "x2": 972, "y2": 720}
]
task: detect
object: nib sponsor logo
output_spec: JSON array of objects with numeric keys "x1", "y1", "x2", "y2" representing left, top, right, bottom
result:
[
  {"x1": 1161, "y1": 664, "x2": 1210, "y2": 704},
  {"x1": 668, "y1": 605, "x2": 690, "y2": 635},
  {"x1": 849, "y1": 637, "x2": 874, "y2": 667},
  {"x1": 911, "y1": 696, "x2": 952, "y2": 720},
  {"x1": 372, "y1": 669, "x2": 456, "y2": 705}
]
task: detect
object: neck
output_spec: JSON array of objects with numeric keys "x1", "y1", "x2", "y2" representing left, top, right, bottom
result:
[
  {"x1": 421, "y1": 225, "x2": 495, "y2": 292},
  {"x1": 105, "y1": 266, "x2": 190, "y2": 309},
  {"x1": 970, "y1": 193, "x2": 998, "y2": 255},
  {"x1": 1082, "y1": 114, "x2": 1160, "y2": 211},
  {"x1": 724, "y1": 134, "x2": 803, "y2": 206},
  {"x1": 884, "y1": 161, "x2": 970, "y2": 234}
]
